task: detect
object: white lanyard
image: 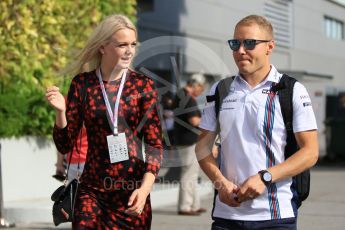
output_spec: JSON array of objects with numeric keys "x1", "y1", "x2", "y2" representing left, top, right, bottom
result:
[{"x1": 96, "y1": 68, "x2": 127, "y2": 135}]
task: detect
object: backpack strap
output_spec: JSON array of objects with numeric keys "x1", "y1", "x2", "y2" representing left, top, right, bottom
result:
[
  {"x1": 215, "y1": 77, "x2": 235, "y2": 118},
  {"x1": 275, "y1": 74, "x2": 311, "y2": 207},
  {"x1": 206, "y1": 76, "x2": 235, "y2": 132},
  {"x1": 274, "y1": 74, "x2": 298, "y2": 158}
]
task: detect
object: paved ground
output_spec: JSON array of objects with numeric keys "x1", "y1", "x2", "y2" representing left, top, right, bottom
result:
[
  {"x1": 152, "y1": 166, "x2": 345, "y2": 230},
  {"x1": 5, "y1": 166, "x2": 345, "y2": 230}
]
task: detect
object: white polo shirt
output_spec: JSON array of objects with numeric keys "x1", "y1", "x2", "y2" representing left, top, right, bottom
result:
[{"x1": 200, "y1": 65, "x2": 317, "y2": 221}]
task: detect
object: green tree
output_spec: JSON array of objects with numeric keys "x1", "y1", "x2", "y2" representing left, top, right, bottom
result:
[{"x1": 0, "y1": 0, "x2": 137, "y2": 137}]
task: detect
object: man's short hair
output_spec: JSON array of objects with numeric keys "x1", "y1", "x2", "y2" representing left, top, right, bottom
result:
[
  {"x1": 236, "y1": 15, "x2": 274, "y2": 40},
  {"x1": 187, "y1": 73, "x2": 206, "y2": 86}
]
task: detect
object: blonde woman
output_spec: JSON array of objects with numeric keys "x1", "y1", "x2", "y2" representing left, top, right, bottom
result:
[{"x1": 46, "y1": 15, "x2": 163, "y2": 229}]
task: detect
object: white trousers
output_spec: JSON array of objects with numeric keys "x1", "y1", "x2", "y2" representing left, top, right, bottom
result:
[{"x1": 177, "y1": 144, "x2": 200, "y2": 212}]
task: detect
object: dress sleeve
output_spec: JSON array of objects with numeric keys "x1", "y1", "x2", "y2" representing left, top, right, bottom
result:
[
  {"x1": 141, "y1": 77, "x2": 163, "y2": 177},
  {"x1": 53, "y1": 75, "x2": 84, "y2": 154}
]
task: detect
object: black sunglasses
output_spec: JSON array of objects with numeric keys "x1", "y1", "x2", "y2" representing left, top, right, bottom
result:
[{"x1": 227, "y1": 39, "x2": 271, "y2": 51}]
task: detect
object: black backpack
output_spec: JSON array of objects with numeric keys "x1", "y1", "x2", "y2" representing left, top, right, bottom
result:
[{"x1": 206, "y1": 74, "x2": 310, "y2": 208}]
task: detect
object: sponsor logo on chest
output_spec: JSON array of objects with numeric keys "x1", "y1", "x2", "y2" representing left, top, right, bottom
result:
[{"x1": 262, "y1": 89, "x2": 278, "y2": 95}]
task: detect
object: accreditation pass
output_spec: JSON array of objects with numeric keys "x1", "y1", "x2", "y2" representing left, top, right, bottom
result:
[{"x1": 107, "y1": 133, "x2": 129, "y2": 163}]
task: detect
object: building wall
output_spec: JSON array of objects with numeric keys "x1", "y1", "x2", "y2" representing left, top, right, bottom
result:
[
  {"x1": 0, "y1": 137, "x2": 59, "y2": 202},
  {"x1": 137, "y1": 0, "x2": 345, "y2": 84},
  {"x1": 136, "y1": 0, "x2": 345, "y2": 156},
  {"x1": 137, "y1": 0, "x2": 265, "y2": 76},
  {"x1": 291, "y1": 0, "x2": 345, "y2": 87}
]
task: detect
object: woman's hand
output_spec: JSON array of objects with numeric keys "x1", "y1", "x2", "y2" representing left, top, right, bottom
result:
[
  {"x1": 125, "y1": 187, "x2": 150, "y2": 216},
  {"x1": 46, "y1": 86, "x2": 66, "y2": 112}
]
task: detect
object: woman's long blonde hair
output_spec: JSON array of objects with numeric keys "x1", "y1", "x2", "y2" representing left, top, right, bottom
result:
[{"x1": 65, "y1": 14, "x2": 137, "y2": 75}]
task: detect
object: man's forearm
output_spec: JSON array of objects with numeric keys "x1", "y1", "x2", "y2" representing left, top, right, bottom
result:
[
  {"x1": 269, "y1": 147, "x2": 318, "y2": 183},
  {"x1": 198, "y1": 155, "x2": 227, "y2": 186},
  {"x1": 195, "y1": 129, "x2": 228, "y2": 186},
  {"x1": 269, "y1": 130, "x2": 318, "y2": 183}
]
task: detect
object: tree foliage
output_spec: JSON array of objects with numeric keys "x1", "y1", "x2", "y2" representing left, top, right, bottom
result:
[{"x1": 0, "y1": 0, "x2": 137, "y2": 137}]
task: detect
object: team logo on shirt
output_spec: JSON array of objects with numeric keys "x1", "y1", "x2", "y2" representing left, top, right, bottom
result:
[
  {"x1": 303, "y1": 102, "x2": 312, "y2": 107},
  {"x1": 220, "y1": 107, "x2": 235, "y2": 111},
  {"x1": 300, "y1": 95, "x2": 310, "y2": 99},
  {"x1": 223, "y1": 98, "x2": 237, "y2": 103},
  {"x1": 262, "y1": 89, "x2": 277, "y2": 95},
  {"x1": 220, "y1": 98, "x2": 238, "y2": 111}
]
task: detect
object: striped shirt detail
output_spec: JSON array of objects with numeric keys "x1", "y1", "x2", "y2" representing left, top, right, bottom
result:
[{"x1": 263, "y1": 88, "x2": 281, "y2": 219}]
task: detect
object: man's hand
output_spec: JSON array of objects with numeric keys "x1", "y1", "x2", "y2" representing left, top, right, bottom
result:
[
  {"x1": 236, "y1": 174, "x2": 266, "y2": 203},
  {"x1": 215, "y1": 179, "x2": 241, "y2": 207}
]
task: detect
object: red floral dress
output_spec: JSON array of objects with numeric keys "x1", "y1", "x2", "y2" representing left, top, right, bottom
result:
[{"x1": 53, "y1": 69, "x2": 163, "y2": 229}]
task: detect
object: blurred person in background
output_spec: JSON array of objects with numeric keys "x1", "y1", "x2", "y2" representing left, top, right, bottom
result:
[{"x1": 174, "y1": 73, "x2": 207, "y2": 216}]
